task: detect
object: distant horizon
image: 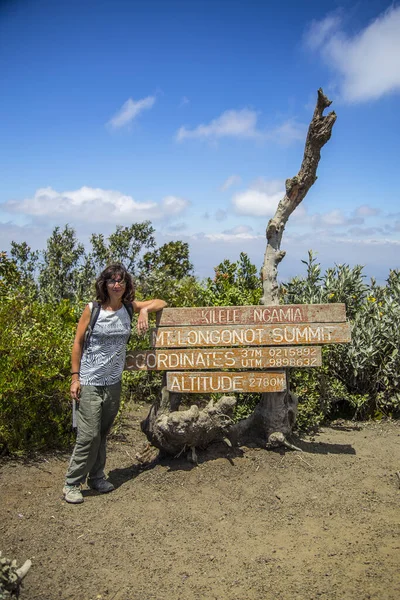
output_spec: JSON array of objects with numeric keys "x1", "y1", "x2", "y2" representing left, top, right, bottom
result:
[{"x1": 4, "y1": 219, "x2": 396, "y2": 287}]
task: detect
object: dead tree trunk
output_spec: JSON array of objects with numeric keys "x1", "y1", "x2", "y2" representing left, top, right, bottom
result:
[
  {"x1": 141, "y1": 89, "x2": 336, "y2": 456},
  {"x1": 235, "y1": 88, "x2": 336, "y2": 446},
  {"x1": 261, "y1": 88, "x2": 336, "y2": 304}
]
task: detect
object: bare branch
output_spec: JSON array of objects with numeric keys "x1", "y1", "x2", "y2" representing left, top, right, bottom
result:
[{"x1": 261, "y1": 88, "x2": 336, "y2": 305}]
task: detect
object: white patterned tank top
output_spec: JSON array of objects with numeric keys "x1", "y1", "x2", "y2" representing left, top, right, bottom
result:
[{"x1": 79, "y1": 303, "x2": 132, "y2": 386}]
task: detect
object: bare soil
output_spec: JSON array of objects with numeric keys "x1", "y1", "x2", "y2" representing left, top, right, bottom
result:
[{"x1": 1, "y1": 404, "x2": 399, "y2": 600}]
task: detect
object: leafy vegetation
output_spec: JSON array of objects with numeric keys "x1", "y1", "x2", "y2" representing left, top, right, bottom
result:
[
  {"x1": 0, "y1": 256, "x2": 78, "y2": 452},
  {"x1": 203, "y1": 252, "x2": 262, "y2": 307},
  {"x1": 282, "y1": 251, "x2": 400, "y2": 426},
  {"x1": 1, "y1": 550, "x2": 20, "y2": 599},
  {"x1": 1, "y1": 227, "x2": 399, "y2": 454}
]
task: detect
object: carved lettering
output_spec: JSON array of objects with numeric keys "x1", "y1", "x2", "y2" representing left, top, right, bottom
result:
[
  {"x1": 270, "y1": 325, "x2": 342, "y2": 344},
  {"x1": 252, "y1": 307, "x2": 305, "y2": 323},
  {"x1": 166, "y1": 371, "x2": 286, "y2": 393},
  {"x1": 126, "y1": 346, "x2": 324, "y2": 371},
  {"x1": 159, "y1": 304, "x2": 347, "y2": 326},
  {"x1": 200, "y1": 308, "x2": 241, "y2": 325},
  {"x1": 151, "y1": 323, "x2": 350, "y2": 349}
]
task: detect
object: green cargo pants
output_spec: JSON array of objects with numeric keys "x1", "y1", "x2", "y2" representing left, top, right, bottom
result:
[{"x1": 66, "y1": 382, "x2": 121, "y2": 486}]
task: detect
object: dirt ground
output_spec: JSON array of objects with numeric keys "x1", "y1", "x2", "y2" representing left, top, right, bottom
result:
[{"x1": 1, "y1": 403, "x2": 399, "y2": 600}]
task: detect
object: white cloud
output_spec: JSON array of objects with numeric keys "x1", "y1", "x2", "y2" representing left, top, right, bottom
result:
[
  {"x1": 333, "y1": 235, "x2": 400, "y2": 247},
  {"x1": 354, "y1": 204, "x2": 380, "y2": 217},
  {"x1": 5, "y1": 186, "x2": 189, "y2": 224},
  {"x1": 271, "y1": 120, "x2": 306, "y2": 144},
  {"x1": 161, "y1": 226, "x2": 399, "y2": 283},
  {"x1": 319, "y1": 209, "x2": 350, "y2": 226},
  {"x1": 202, "y1": 231, "x2": 262, "y2": 242},
  {"x1": 231, "y1": 179, "x2": 284, "y2": 217},
  {"x1": 220, "y1": 175, "x2": 242, "y2": 191},
  {"x1": 305, "y1": 7, "x2": 400, "y2": 102},
  {"x1": 348, "y1": 226, "x2": 383, "y2": 237},
  {"x1": 179, "y1": 96, "x2": 190, "y2": 107},
  {"x1": 229, "y1": 180, "x2": 384, "y2": 232},
  {"x1": 232, "y1": 190, "x2": 279, "y2": 217},
  {"x1": 222, "y1": 225, "x2": 254, "y2": 235},
  {"x1": 308, "y1": 207, "x2": 378, "y2": 229},
  {"x1": 161, "y1": 195, "x2": 190, "y2": 215},
  {"x1": 176, "y1": 109, "x2": 260, "y2": 141},
  {"x1": 176, "y1": 110, "x2": 305, "y2": 144},
  {"x1": 305, "y1": 14, "x2": 342, "y2": 50},
  {"x1": 107, "y1": 96, "x2": 156, "y2": 129}
]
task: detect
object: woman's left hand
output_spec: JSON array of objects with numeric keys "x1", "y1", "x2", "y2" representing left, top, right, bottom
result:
[{"x1": 137, "y1": 308, "x2": 149, "y2": 335}]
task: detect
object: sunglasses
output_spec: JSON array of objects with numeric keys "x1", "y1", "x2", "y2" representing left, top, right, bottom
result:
[{"x1": 107, "y1": 278, "x2": 126, "y2": 287}]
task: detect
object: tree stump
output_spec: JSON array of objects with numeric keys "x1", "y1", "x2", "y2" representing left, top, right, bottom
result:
[{"x1": 141, "y1": 374, "x2": 236, "y2": 457}]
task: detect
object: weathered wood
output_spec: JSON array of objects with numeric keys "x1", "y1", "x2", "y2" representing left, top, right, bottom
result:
[
  {"x1": 166, "y1": 371, "x2": 286, "y2": 393},
  {"x1": 261, "y1": 89, "x2": 336, "y2": 305},
  {"x1": 257, "y1": 89, "x2": 336, "y2": 449},
  {"x1": 141, "y1": 394, "x2": 237, "y2": 454},
  {"x1": 157, "y1": 303, "x2": 346, "y2": 326},
  {"x1": 151, "y1": 322, "x2": 351, "y2": 348},
  {"x1": 126, "y1": 346, "x2": 322, "y2": 371}
]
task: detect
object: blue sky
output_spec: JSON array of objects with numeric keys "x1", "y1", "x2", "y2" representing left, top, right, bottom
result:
[{"x1": 1, "y1": 0, "x2": 399, "y2": 282}]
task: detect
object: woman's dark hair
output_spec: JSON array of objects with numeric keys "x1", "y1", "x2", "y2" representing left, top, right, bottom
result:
[{"x1": 95, "y1": 263, "x2": 135, "y2": 303}]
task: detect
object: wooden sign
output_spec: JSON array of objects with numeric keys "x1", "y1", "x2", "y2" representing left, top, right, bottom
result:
[
  {"x1": 157, "y1": 303, "x2": 346, "y2": 326},
  {"x1": 126, "y1": 346, "x2": 322, "y2": 371},
  {"x1": 166, "y1": 371, "x2": 286, "y2": 393},
  {"x1": 151, "y1": 322, "x2": 351, "y2": 348},
  {"x1": 130, "y1": 304, "x2": 350, "y2": 395}
]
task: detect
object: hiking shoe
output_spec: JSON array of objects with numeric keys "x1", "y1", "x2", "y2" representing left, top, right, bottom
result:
[
  {"x1": 87, "y1": 478, "x2": 115, "y2": 493},
  {"x1": 63, "y1": 484, "x2": 83, "y2": 504}
]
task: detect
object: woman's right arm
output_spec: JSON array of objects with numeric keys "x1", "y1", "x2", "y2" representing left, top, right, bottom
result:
[{"x1": 70, "y1": 305, "x2": 91, "y2": 401}]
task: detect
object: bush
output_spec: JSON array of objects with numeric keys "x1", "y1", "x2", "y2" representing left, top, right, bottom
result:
[
  {"x1": 203, "y1": 252, "x2": 262, "y2": 306},
  {"x1": 283, "y1": 253, "x2": 400, "y2": 424},
  {"x1": 0, "y1": 289, "x2": 78, "y2": 453},
  {"x1": 326, "y1": 270, "x2": 400, "y2": 418}
]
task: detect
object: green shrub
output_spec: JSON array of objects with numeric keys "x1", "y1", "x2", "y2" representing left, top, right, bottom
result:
[
  {"x1": 326, "y1": 270, "x2": 400, "y2": 418},
  {"x1": 0, "y1": 290, "x2": 78, "y2": 453},
  {"x1": 283, "y1": 253, "x2": 400, "y2": 424},
  {"x1": 203, "y1": 252, "x2": 262, "y2": 306}
]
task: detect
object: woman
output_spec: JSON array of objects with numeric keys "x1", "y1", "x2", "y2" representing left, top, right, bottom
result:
[{"x1": 63, "y1": 263, "x2": 167, "y2": 504}]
